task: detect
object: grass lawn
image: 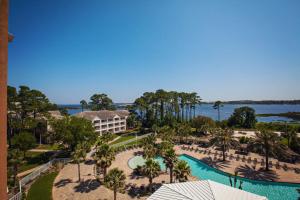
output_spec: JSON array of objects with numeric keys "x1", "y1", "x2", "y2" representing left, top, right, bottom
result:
[
  {"x1": 26, "y1": 171, "x2": 58, "y2": 200},
  {"x1": 35, "y1": 144, "x2": 60, "y2": 151},
  {"x1": 18, "y1": 151, "x2": 54, "y2": 173},
  {"x1": 125, "y1": 139, "x2": 143, "y2": 146},
  {"x1": 110, "y1": 134, "x2": 135, "y2": 145}
]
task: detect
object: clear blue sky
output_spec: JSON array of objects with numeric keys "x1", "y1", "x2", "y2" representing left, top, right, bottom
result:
[{"x1": 8, "y1": 0, "x2": 300, "y2": 104}]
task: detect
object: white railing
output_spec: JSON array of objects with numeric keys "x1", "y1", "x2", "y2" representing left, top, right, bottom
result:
[{"x1": 8, "y1": 158, "x2": 70, "y2": 200}]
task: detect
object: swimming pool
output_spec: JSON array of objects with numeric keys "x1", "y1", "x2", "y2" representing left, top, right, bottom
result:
[
  {"x1": 128, "y1": 155, "x2": 166, "y2": 171},
  {"x1": 179, "y1": 154, "x2": 300, "y2": 200}
]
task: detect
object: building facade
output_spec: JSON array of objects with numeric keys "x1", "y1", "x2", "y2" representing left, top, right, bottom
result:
[{"x1": 75, "y1": 110, "x2": 129, "y2": 135}]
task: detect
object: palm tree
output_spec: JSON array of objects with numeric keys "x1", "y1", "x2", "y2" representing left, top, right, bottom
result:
[
  {"x1": 210, "y1": 128, "x2": 236, "y2": 161},
  {"x1": 163, "y1": 148, "x2": 177, "y2": 183},
  {"x1": 156, "y1": 89, "x2": 167, "y2": 122},
  {"x1": 174, "y1": 160, "x2": 191, "y2": 182},
  {"x1": 143, "y1": 159, "x2": 161, "y2": 190},
  {"x1": 93, "y1": 143, "x2": 115, "y2": 178},
  {"x1": 286, "y1": 128, "x2": 297, "y2": 148},
  {"x1": 213, "y1": 101, "x2": 223, "y2": 121},
  {"x1": 80, "y1": 100, "x2": 87, "y2": 112},
  {"x1": 8, "y1": 149, "x2": 23, "y2": 186},
  {"x1": 179, "y1": 92, "x2": 187, "y2": 122},
  {"x1": 104, "y1": 168, "x2": 126, "y2": 200},
  {"x1": 175, "y1": 123, "x2": 191, "y2": 143},
  {"x1": 252, "y1": 129, "x2": 281, "y2": 171},
  {"x1": 72, "y1": 143, "x2": 87, "y2": 182},
  {"x1": 151, "y1": 124, "x2": 159, "y2": 136},
  {"x1": 158, "y1": 125, "x2": 175, "y2": 142},
  {"x1": 190, "y1": 92, "x2": 201, "y2": 119}
]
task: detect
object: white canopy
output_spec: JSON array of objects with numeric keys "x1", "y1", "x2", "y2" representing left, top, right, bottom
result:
[{"x1": 148, "y1": 180, "x2": 267, "y2": 200}]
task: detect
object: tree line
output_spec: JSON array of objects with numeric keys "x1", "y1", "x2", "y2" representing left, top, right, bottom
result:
[{"x1": 131, "y1": 89, "x2": 201, "y2": 128}]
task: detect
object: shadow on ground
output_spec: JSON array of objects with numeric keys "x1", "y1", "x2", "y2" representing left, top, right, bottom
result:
[
  {"x1": 54, "y1": 179, "x2": 72, "y2": 188},
  {"x1": 236, "y1": 165, "x2": 279, "y2": 181},
  {"x1": 201, "y1": 157, "x2": 230, "y2": 169},
  {"x1": 74, "y1": 179, "x2": 101, "y2": 193},
  {"x1": 127, "y1": 183, "x2": 162, "y2": 198}
]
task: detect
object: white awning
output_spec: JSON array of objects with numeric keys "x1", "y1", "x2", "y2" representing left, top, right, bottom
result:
[{"x1": 148, "y1": 180, "x2": 267, "y2": 200}]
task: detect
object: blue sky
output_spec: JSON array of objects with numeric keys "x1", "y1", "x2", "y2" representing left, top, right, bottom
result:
[{"x1": 8, "y1": 0, "x2": 300, "y2": 104}]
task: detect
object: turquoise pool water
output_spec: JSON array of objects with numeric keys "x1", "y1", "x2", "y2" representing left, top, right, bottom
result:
[
  {"x1": 128, "y1": 155, "x2": 166, "y2": 171},
  {"x1": 179, "y1": 154, "x2": 300, "y2": 200}
]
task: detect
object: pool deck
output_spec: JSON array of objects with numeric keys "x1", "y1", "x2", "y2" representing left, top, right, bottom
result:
[
  {"x1": 52, "y1": 145, "x2": 300, "y2": 200},
  {"x1": 52, "y1": 148, "x2": 197, "y2": 200},
  {"x1": 175, "y1": 145, "x2": 300, "y2": 184}
]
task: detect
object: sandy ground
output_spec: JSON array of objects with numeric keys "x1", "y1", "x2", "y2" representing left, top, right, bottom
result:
[{"x1": 53, "y1": 146, "x2": 300, "y2": 200}]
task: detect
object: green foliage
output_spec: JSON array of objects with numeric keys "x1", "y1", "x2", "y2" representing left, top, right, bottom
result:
[
  {"x1": 89, "y1": 93, "x2": 115, "y2": 111},
  {"x1": 250, "y1": 129, "x2": 282, "y2": 170},
  {"x1": 163, "y1": 148, "x2": 178, "y2": 183},
  {"x1": 11, "y1": 132, "x2": 36, "y2": 157},
  {"x1": 142, "y1": 134, "x2": 158, "y2": 159},
  {"x1": 192, "y1": 116, "x2": 215, "y2": 133},
  {"x1": 228, "y1": 106, "x2": 257, "y2": 128},
  {"x1": 104, "y1": 168, "x2": 126, "y2": 200},
  {"x1": 72, "y1": 142, "x2": 88, "y2": 182},
  {"x1": 7, "y1": 149, "x2": 23, "y2": 187},
  {"x1": 93, "y1": 143, "x2": 115, "y2": 178},
  {"x1": 213, "y1": 101, "x2": 223, "y2": 121},
  {"x1": 133, "y1": 90, "x2": 201, "y2": 128},
  {"x1": 26, "y1": 172, "x2": 58, "y2": 200},
  {"x1": 174, "y1": 160, "x2": 191, "y2": 182},
  {"x1": 80, "y1": 99, "x2": 88, "y2": 112},
  {"x1": 50, "y1": 116, "x2": 96, "y2": 151},
  {"x1": 158, "y1": 125, "x2": 175, "y2": 142},
  {"x1": 7, "y1": 85, "x2": 58, "y2": 145},
  {"x1": 239, "y1": 136, "x2": 251, "y2": 144},
  {"x1": 210, "y1": 128, "x2": 236, "y2": 161},
  {"x1": 256, "y1": 122, "x2": 300, "y2": 132},
  {"x1": 142, "y1": 159, "x2": 161, "y2": 187}
]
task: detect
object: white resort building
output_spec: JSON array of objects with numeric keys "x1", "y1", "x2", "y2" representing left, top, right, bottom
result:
[{"x1": 75, "y1": 110, "x2": 129, "y2": 135}]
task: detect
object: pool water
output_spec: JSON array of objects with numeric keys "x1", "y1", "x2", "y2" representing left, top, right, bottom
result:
[
  {"x1": 128, "y1": 155, "x2": 166, "y2": 171},
  {"x1": 179, "y1": 154, "x2": 300, "y2": 200}
]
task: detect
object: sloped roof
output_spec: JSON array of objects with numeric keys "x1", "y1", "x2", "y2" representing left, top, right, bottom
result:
[
  {"x1": 74, "y1": 110, "x2": 129, "y2": 120},
  {"x1": 148, "y1": 180, "x2": 267, "y2": 200}
]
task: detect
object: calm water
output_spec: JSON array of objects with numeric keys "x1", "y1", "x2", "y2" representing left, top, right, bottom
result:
[
  {"x1": 197, "y1": 104, "x2": 300, "y2": 122},
  {"x1": 65, "y1": 104, "x2": 300, "y2": 122},
  {"x1": 179, "y1": 154, "x2": 300, "y2": 200}
]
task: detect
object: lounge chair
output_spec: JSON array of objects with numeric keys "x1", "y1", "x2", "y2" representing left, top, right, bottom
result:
[
  {"x1": 268, "y1": 161, "x2": 273, "y2": 168},
  {"x1": 283, "y1": 164, "x2": 289, "y2": 171},
  {"x1": 294, "y1": 168, "x2": 300, "y2": 174},
  {"x1": 229, "y1": 154, "x2": 233, "y2": 160},
  {"x1": 236, "y1": 155, "x2": 240, "y2": 161},
  {"x1": 242, "y1": 156, "x2": 246, "y2": 162},
  {"x1": 275, "y1": 161, "x2": 281, "y2": 169},
  {"x1": 253, "y1": 158, "x2": 258, "y2": 165},
  {"x1": 247, "y1": 157, "x2": 251, "y2": 164}
]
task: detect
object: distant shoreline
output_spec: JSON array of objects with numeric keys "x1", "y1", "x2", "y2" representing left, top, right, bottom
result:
[
  {"x1": 202, "y1": 100, "x2": 300, "y2": 105},
  {"x1": 257, "y1": 112, "x2": 300, "y2": 121},
  {"x1": 58, "y1": 100, "x2": 300, "y2": 108},
  {"x1": 58, "y1": 100, "x2": 300, "y2": 109}
]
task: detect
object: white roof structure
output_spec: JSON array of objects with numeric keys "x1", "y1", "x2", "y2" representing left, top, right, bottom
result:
[{"x1": 148, "y1": 180, "x2": 267, "y2": 200}]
